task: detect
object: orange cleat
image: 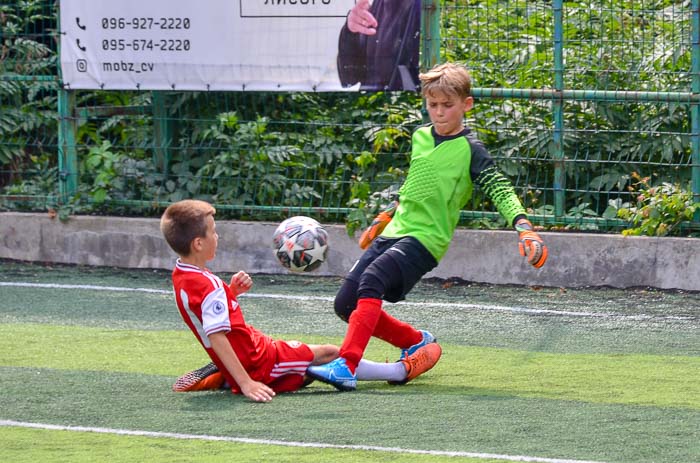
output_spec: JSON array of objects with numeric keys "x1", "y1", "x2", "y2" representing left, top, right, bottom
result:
[
  {"x1": 172, "y1": 362, "x2": 225, "y2": 392},
  {"x1": 390, "y1": 342, "x2": 442, "y2": 385}
]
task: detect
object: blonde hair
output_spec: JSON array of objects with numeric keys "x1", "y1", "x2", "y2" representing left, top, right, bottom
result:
[
  {"x1": 419, "y1": 63, "x2": 472, "y2": 99},
  {"x1": 160, "y1": 199, "x2": 216, "y2": 257}
]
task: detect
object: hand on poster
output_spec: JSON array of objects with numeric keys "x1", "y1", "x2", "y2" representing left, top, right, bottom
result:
[{"x1": 347, "y1": 0, "x2": 378, "y2": 35}]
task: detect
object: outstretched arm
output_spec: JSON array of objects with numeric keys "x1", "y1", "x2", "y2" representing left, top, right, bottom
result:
[
  {"x1": 358, "y1": 200, "x2": 398, "y2": 249},
  {"x1": 477, "y1": 166, "x2": 548, "y2": 268},
  {"x1": 209, "y1": 332, "x2": 275, "y2": 402},
  {"x1": 476, "y1": 166, "x2": 526, "y2": 227}
]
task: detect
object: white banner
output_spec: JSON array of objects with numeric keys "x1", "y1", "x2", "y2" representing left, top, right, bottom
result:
[
  {"x1": 59, "y1": 0, "x2": 421, "y2": 92},
  {"x1": 59, "y1": 0, "x2": 350, "y2": 91}
]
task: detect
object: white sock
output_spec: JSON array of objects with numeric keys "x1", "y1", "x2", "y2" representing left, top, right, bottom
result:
[{"x1": 355, "y1": 359, "x2": 407, "y2": 382}]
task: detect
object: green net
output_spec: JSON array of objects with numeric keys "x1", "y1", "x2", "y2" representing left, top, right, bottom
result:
[{"x1": 1, "y1": 1, "x2": 699, "y2": 234}]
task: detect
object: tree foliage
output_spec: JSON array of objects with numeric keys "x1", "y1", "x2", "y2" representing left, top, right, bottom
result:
[
  {"x1": 1, "y1": 1, "x2": 697, "y2": 235},
  {"x1": 0, "y1": 0, "x2": 57, "y2": 183}
]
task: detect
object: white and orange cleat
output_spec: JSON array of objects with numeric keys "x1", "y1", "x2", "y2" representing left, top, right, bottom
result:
[{"x1": 390, "y1": 342, "x2": 442, "y2": 385}]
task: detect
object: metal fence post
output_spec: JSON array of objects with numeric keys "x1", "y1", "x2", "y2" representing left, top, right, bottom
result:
[
  {"x1": 692, "y1": 0, "x2": 700, "y2": 220},
  {"x1": 58, "y1": 88, "x2": 78, "y2": 203},
  {"x1": 420, "y1": 0, "x2": 441, "y2": 123},
  {"x1": 152, "y1": 91, "x2": 173, "y2": 178},
  {"x1": 552, "y1": 0, "x2": 565, "y2": 220},
  {"x1": 421, "y1": 0, "x2": 441, "y2": 71}
]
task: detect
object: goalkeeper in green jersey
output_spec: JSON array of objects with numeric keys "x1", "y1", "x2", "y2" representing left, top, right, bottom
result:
[{"x1": 307, "y1": 62, "x2": 548, "y2": 391}]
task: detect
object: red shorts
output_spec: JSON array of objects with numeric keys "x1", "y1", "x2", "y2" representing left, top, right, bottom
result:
[
  {"x1": 266, "y1": 340, "x2": 314, "y2": 393},
  {"x1": 229, "y1": 340, "x2": 314, "y2": 394}
]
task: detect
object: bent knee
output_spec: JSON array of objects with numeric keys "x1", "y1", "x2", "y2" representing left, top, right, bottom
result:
[
  {"x1": 334, "y1": 299, "x2": 354, "y2": 322},
  {"x1": 334, "y1": 286, "x2": 357, "y2": 322}
]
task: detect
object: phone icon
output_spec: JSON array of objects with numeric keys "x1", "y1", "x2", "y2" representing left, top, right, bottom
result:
[
  {"x1": 76, "y1": 39, "x2": 86, "y2": 52},
  {"x1": 76, "y1": 17, "x2": 86, "y2": 30}
]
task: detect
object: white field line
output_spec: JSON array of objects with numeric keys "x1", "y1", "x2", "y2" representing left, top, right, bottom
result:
[
  {"x1": 0, "y1": 419, "x2": 607, "y2": 463},
  {"x1": 0, "y1": 281, "x2": 691, "y2": 321}
]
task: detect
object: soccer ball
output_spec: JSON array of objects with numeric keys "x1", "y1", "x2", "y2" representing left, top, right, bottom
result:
[{"x1": 272, "y1": 216, "x2": 329, "y2": 272}]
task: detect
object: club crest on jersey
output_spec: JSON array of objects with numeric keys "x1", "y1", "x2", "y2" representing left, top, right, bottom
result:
[{"x1": 213, "y1": 301, "x2": 226, "y2": 314}]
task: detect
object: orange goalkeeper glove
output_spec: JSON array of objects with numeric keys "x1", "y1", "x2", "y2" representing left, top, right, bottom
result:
[
  {"x1": 359, "y1": 201, "x2": 398, "y2": 250},
  {"x1": 515, "y1": 218, "x2": 548, "y2": 268}
]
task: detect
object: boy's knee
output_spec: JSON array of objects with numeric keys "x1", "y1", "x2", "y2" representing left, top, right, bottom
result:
[
  {"x1": 357, "y1": 271, "x2": 385, "y2": 300},
  {"x1": 334, "y1": 281, "x2": 359, "y2": 322},
  {"x1": 334, "y1": 298, "x2": 354, "y2": 322}
]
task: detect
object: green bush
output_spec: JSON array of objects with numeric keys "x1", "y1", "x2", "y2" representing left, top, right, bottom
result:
[{"x1": 616, "y1": 174, "x2": 700, "y2": 237}]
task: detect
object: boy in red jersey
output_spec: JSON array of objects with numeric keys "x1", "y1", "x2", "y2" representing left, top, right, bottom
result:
[
  {"x1": 161, "y1": 199, "x2": 441, "y2": 401},
  {"x1": 308, "y1": 63, "x2": 547, "y2": 391}
]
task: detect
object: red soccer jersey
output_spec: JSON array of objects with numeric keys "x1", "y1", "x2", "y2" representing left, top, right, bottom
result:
[{"x1": 171, "y1": 260, "x2": 276, "y2": 391}]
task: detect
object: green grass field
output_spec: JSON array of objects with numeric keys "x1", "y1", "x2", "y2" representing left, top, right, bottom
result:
[{"x1": 1, "y1": 260, "x2": 698, "y2": 463}]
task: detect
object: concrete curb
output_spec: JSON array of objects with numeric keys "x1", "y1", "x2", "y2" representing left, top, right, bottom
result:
[{"x1": 1, "y1": 212, "x2": 698, "y2": 291}]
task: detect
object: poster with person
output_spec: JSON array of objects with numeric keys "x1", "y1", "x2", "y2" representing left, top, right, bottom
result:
[{"x1": 59, "y1": 0, "x2": 420, "y2": 92}]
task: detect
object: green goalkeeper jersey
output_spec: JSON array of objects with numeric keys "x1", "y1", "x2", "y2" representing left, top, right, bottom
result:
[{"x1": 382, "y1": 125, "x2": 526, "y2": 261}]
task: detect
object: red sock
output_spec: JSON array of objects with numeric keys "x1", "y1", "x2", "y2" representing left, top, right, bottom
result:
[
  {"x1": 372, "y1": 311, "x2": 422, "y2": 349},
  {"x1": 339, "y1": 298, "x2": 383, "y2": 372}
]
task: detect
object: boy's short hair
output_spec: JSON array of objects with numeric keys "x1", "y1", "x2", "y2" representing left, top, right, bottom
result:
[
  {"x1": 419, "y1": 63, "x2": 472, "y2": 99},
  {"x1": 160, "y1": 199, "x2": 216, "y2": 257}
]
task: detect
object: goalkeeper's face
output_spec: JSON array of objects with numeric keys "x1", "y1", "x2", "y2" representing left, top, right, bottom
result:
[{"x1": 425, "y1": 91, "x2": 473, "y2": 136}]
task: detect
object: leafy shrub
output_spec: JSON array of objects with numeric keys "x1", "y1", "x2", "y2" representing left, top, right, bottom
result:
[
  {"x1": 616, "y1": 174, "x2": 700, "y2": 237},
  {"x1": 79, "y1": 140, "x2": 159, "y2": 206}
]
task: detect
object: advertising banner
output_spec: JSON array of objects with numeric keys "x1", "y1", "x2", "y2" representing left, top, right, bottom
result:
[{"x1": 59, "y1": 0, "x2": 421, "y2": 92}]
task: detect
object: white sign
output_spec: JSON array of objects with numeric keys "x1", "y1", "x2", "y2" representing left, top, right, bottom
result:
[{"x1": 59, "y1": 0, "x2": 356, "y2": 91}]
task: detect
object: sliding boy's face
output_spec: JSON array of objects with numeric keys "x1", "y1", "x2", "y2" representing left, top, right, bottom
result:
[
  {"x1": 199, "y1": 215, "x2": 219, "y2": 263},
  {"x1": 425, "y1": 90, "x2": 473, "y2": 136}
]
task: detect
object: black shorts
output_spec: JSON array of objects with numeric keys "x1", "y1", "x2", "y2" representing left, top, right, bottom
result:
[{"x1": 347, "y1": 236, "x2": 438, "y2": 303}]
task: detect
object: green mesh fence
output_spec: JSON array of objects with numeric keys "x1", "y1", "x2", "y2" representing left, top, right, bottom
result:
[{"x1": 1, "y1": 0, "x2": 699, "y2": 234}]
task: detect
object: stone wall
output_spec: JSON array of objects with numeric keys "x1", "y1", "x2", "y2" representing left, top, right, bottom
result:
[{"x1": 1, "y1": 212, "x2": 697, "y2": 291}]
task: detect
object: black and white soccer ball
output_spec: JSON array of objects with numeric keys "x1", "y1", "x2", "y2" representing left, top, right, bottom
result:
[{"x1": 272, "y1": 216, "x2": 329, "y2": 273}]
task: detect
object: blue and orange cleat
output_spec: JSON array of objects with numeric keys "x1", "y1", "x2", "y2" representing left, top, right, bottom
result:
[
  {"x1": 306, "y1": 357, "x2": 357, "y2": 391},
  {"x1": 401, "y1": 330, "x2": 436, "y2": 358}
]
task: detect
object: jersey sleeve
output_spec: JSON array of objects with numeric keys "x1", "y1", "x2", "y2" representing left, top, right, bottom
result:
[
  {"x1": 475, "y1": 166, "x2": 527, "y2": 227},
  {"x1": 467, "y1": 134, "x2": 495, "y2": 181},
  {"x1": 466, "y1": 133, "x2": 527, "y2": 227},
  {"x1": 201, "y1": 287, "x2": 231, "y2": 336}
]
